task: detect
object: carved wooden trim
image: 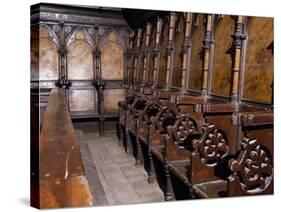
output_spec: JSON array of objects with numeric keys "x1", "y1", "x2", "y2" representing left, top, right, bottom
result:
[
  {"x1": 172, "y1": 113, "x2": 198, "y2": 144},
  {"x1": 65, "y1": 26, "x2": 96, "y2": 48},
  {"x1": 193, "y1": 123, "x2": 229, "y2": 166},
  {"x1": 155, "y1": 106, "x2": 177, "y2": 134},
  {"x1": 229, "y1": 137, "x2": 273, "y2": 194}
]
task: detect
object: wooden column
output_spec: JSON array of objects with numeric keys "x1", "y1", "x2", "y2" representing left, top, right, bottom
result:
[
  {"x1": 142, "y1": 22, "x2": 152, "y2": 85},
  {"x1": 164, "y1": 12, "x2": 176, "y2": 90},
  {"x1": 181, "y1": 12, "x2": 193, "y2": 92},
  {"x1": 152, "y1": 17, "x2": 162, "y2": 88},
  {"x1": 231, "y1": 16, "x2": 246, "y2": 102},
  {"x1": 201, "y1": 14, "x2": 214, "y2": 96}
]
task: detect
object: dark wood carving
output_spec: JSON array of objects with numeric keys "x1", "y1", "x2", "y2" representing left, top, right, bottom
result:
[{"x1": 228, "y1": 137, "x2": 273, "y2": 195}]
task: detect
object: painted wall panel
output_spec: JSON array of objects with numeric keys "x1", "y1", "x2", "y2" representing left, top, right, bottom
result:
[
  {"x1": 242, "y1": 17, "x2": 273, "y2": 104},
  {"x1": 188, "y1": 14, "x2": 205, "y2": 91},
  {"x1": 67, "y1": 40, "x2": 94, "y2": 80},
  {"x1": 211, "y1": 16, "x2": 235, "y2": 96},
  {"x1": 69, "y1": 89, "x2": 96, "y2": 112},
  {"x1": 103, "y1": 89, "x2": 125, "y2": 111},
  {"x1": 101, "y1": 42, "x2": 124, "y2": 80}
]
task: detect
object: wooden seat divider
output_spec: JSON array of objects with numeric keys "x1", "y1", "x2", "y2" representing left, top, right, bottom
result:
[{"x1": 39, "y1": 88, "x2": 93, "y2": 208}]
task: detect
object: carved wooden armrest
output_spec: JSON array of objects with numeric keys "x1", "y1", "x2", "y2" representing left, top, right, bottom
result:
[
  {"x1": 228, "y1": 137, "x2": 273, "y2": 195},
  {"x1": 192, "y1": 123, "x2": 229, "y2": 166}
]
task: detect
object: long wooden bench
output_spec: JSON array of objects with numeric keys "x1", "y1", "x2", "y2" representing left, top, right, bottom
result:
[{"x1": 37, "y1": 88, "x2": 93, "y2": 209}]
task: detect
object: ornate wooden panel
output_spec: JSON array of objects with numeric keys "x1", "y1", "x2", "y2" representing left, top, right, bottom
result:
[
  {"x1": 242, "y1": 17, "x2": 273, "y2": 104},
  {"x1": 67, "y1": 31, "x2": 94, "y2": 80},
  {"x1": 148, "y1": 25, "x2": 156, "y2": 83},
  {"x1": 188, "y1": 14, "x2": 205, "y2": 91},
  {"x1": 103, "y1": 89, "x2": 126, "y2": 111},
  {"x1": 101, "y1": 32, "x2": 125, "y2": 80},
  {"x1": 33, "y1": 26, "x2": 59, "y2": 81},
  {"x1": 172, "y1": 14, "x2": 185, "y2": 87},
  {"x1": 158, "y1": 19, "x2": 169, "y2": 86},
  {"x1": 211, "y1": 15, "x2": 235, "y2": 96},
  {"x1": 69, "y1": 89, "x2": 97, "y2": 112}
]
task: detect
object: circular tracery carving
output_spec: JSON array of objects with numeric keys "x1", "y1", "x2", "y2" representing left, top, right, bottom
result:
[
  {"x1": 193, "y1": 124, "x2": 229, "y2": 166},
  {"x1": 173, "y1": 114, "x2": 197, "y2": 143},
  {"x1": 230, "y1": 138, "x2": 273, "y2": 193}
]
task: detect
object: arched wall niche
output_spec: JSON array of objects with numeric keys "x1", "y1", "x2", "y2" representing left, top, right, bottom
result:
[
  {"x1": 100, "y1": 31, "x2": 125, "y2": 81},
  {"x1": 67, "y1": 29, "x2": 95, "y2": 80},
  {"x1": 31, "y1": 25, "x2": 59, "y2": 81}
]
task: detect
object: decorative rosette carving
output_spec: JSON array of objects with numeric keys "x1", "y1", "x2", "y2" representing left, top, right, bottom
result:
[
  {"x1": 173, "y1": 114, "x2": 198, "y2": 143},
  {"x1": 229, "y1": 138, "x2": 273, "y2": 194},
  {"x1": 193, "y1": 124, "x2": 229, "y2": 166},
  {"x1": 155, "y1": 107, "x2": 177, "y2": 134}
]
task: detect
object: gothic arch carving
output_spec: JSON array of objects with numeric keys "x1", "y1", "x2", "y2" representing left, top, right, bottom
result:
[{"x1": 65, "y1": 26, "x2": 96, "y2": 49}]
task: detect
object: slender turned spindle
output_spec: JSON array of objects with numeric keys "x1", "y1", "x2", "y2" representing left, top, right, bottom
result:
[
  {"x1": 142, "y1": 22, "x2": 152, "y2": 85},
  {"x1": 181, "y1": 12, "x2": 193, "y2": 92},
  {"x1": 231, "y1": 16, "x2": 246, "y2": 102},
  {"x1": 163, "y1": 133, "x2": 175, "y2": 201},
  {"x1": 201, "y1": 14, "x2": 214, "y2": 96},
  {"x1": 147, "y1": 117, "x2": 156, "y2": 184},
  {"x1": 152, "y1": 17, "x2": 162, "y2": 88},
  {"x1": 164, "y1": 12, "x2": 176, "y2": 90}
]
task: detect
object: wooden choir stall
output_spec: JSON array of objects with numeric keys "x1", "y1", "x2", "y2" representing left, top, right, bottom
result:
[{"x1": 31, "y1": 3, "x2": 274, "y2": 209}]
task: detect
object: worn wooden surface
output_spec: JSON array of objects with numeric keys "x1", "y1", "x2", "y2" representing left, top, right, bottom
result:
[
  {"x1": 242, "y1": 17, "x2": 273, "y2": 104},
  {"x1": 188, "y1": 14, "x2": 205, "y2": 91},
  {"x1": 39, "y1": 88, "x2": 93, "y2": 208},
  {"x1": 172, "y1": 14, "x2": 184, "y2": 87},
  {"x1": 158, "y1": 20, "x2": 169, "y2": 86},
  {"x1": 101, "y1": 32, "x2": 125, "y2": 80},
  {"x1": 211, "y1": 15, "x2": 235, "y2": 96}
]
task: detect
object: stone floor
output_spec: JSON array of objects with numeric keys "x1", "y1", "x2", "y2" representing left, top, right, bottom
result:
[{"x1": 74, "y1": 121, "x2": 164, "y2": 206}]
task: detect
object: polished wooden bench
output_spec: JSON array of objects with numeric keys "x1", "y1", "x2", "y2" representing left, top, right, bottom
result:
[{"x1": 38, "y1": 88, "x2": 93, "y2": 209}]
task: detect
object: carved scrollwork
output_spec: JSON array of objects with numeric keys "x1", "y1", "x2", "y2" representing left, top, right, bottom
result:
[
  {"x1": 155, "y1": 107, "x2": 177, "y2": 134},
  {"x1": 143, "y1": 103, "x2": 161, "y2": 123},
  {"x1": 193, "y1": 124, "x2": 229, "y2": 166},
  {"x1": 173, "y1": 114, "x2": 197, "y2": 143},
  {"x1": 229, "y1": 137, "x2": 273, "y2": 194}
]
